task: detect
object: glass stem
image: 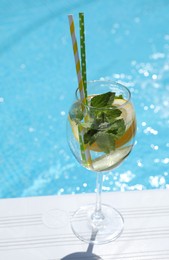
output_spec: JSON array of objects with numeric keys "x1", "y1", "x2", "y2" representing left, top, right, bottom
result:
[{"x1": 93, "y1": 172, "x2": 104, "y2": 222}]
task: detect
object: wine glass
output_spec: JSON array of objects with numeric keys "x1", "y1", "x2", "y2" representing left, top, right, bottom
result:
[{"x1": 67, "y1": 80, "x2": 136, "y2": 244}]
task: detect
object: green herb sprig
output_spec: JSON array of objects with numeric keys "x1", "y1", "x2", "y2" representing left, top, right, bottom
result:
[{"x1": 71, "y1": 92, "x2": 126, "y2": 153}]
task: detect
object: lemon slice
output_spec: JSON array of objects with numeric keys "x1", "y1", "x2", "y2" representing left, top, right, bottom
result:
[
  {"x1": 113, "y1": 98, "x2": 135, "y2": 130},
  {"x1": 90, "y1": 145, "x2": 132, "y2": 172},
  {"x1": 68, "y1": 116, "x2": 79, "y2": 141},
  {"x1": 113, "y1": 99, "x2": 136, "y2": 148}
]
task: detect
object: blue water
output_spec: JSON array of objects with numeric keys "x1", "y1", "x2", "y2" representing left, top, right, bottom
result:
[{"x1": 0, "y1": 0, "x2": 169, "y2": 198}]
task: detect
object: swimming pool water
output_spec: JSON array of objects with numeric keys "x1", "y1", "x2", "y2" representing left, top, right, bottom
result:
[{"x1": 0, "y1": 0, "x2": 169, "y2": 198}]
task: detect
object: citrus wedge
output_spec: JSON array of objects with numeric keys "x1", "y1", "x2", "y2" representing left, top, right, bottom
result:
[
  {"x1": 113, "y1": 99, "x2": 136, "y2": 148},
  {"x1": 90, "y1": 145, "x2": 132, "y2": 172}
]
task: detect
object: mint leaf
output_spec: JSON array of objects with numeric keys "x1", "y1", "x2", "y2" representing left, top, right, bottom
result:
[
  {"x1": 115, "y1": 94, "x2": 123, "y2": 99},
  {"x1": 83, "y1": 118, "x2": 126, "y2": 152},
  {"x1": 95, "y1": 132, "x2": 115, "y2": 153},
  {"x1": 90, "y1": 107, "x2": 122, "y2": 128},
  {"x1": 71, "y1": 92, "x2": 126, "y2": 154},
  {"x1": 90, "y1": 92, "x2": 122, "y2": 127},
  {"x1": 101, "y1": 108, "x2": 122, "y2": 122},
  {"x1": 95, "y1": 119, "x2": 125, "y2": 153},
  {"x1": 107, "y1": 119, "x2": 126, "y2": 139},
  {"x1": 84, "y1": 128, "x2": 98, "y2": 145},
  {"x1": 69, "y1": 102, "x2": 83, "y2": 123},
  {"x1": 90, "y1": 92, "x2": 115, "y2": 108}
]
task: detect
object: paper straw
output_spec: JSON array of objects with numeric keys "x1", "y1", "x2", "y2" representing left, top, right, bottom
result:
[
  {"x1": 79, "y1": 13, "x2": 88, "y2": 102},
  {"x1": 68, "y1": 14, "x2": 92, "y2": 166}
]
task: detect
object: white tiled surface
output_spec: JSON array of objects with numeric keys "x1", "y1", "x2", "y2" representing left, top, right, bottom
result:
[{"x1": 0, "y1": 190, "x2": 169, "y2": 259}]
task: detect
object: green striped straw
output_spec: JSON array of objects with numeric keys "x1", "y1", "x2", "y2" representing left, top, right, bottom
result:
[
  {"x1": 79, "y1": 13, "x2": 88, "y2": 104},
  {"x1": 78, "y1": 13, "x2": 92, "y2": 166}
]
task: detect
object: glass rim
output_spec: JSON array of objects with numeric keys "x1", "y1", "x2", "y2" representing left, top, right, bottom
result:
[{"x1": 75, "y1": 80, "x2": 131, "y2": 110}]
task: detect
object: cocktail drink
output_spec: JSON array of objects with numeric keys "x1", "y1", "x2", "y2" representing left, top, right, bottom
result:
[{"x1": 67, "y1": 80, "x2": 136, "y2": 244}]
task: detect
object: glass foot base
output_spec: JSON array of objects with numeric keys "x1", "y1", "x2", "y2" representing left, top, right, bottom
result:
[{"x1": 71, "y1": 204, "x2": 124, "y2": 244}]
